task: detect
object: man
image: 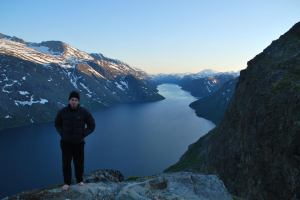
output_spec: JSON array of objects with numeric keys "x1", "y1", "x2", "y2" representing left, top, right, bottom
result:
[{"x1": 55, "y1": 90, "x2": 96, "y2": 191}]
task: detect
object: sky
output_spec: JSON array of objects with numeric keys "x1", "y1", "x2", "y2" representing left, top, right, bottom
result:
[{"x1": 0, "y1": 0, "x2": 299, "y2": 74}]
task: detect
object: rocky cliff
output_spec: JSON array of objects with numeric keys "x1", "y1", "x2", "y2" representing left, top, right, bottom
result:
[
  {"x1": 165, "y1": 22, "x2": 300, "y2": 199},
  {"x1": 2, "y1": 169, "x2": 233, "y2": 200}
]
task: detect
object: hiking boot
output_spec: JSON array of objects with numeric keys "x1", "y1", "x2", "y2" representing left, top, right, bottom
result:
[{"x1": 62, "y1": 184, "x2": 70, "y2": 191}]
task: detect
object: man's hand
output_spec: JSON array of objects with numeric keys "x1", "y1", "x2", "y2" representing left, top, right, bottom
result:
[
  {"x1": 83, "y1": 111, "x2": 95, "y2": 137},
  {"x1": 55, "y1": 110, "x2": 63, "y2": 137}
]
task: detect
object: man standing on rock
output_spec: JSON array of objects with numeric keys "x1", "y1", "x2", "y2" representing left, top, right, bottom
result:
[{"x1": 55, "y1": 90, "x2": 96, "y2": 191}]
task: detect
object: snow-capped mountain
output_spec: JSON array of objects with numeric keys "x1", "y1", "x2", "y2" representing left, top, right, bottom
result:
[
  {"x1": 0, "y1": 33, "x2": 164, "y2": 130},
  {"x1": 179, "y1": 73, "x2": 239, "y2": 98},
  {"x1": 189, "y1": 69, "x2": 218, "y2": 79},
  {"x1": 190, "y1": 69, "x2": 239, "y2": 79},
  {"x1": 0, "y1": 35, "x2": 148, "y2": 77}
]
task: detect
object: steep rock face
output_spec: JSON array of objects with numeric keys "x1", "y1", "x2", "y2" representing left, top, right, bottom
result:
[
  {"x1": 165, "y1": 22, "x2": 300, "y2": 199},
  {"x1": 3, "y1": 170, "x2": 232, "y2": 200},
  {"x1": 0, "y1": 34, "x2": 164, "y2": 130}
]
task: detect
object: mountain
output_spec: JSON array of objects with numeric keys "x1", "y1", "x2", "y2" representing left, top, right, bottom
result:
[
  {"x1": 149, "y1": 69, "x2": 220, "y2": 85},
  {"x1": 151, "y1": 69, "x2": 240, "y2": 99},
  {"x1": 0, "y1": 34, "x2": 164, "y2": 130},
  {"x1": 189, "y1": 78, "x2": 239, "y2": 125},
  {"x1": 164, "y1": 22, "x2": 300, "y2": 199},
  {"x1": 149, "y1": 73, "x2": 187, "y2": 85},
  {"x1": 3, "y1": 169, "x2": 232, "y2": 199},
  {"x1": 179, "y1": 72, "x2": 239, "y2": 98},
  {"x1": 189, "y1": 69, "x2": 220, "y2": 79}
]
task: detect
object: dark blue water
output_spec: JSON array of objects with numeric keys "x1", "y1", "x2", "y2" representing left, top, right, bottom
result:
[{"x1": 0, "y1": 84, "x2": 215, "y2": 198}]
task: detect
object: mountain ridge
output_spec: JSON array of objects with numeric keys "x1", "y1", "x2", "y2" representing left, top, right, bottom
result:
[
  {"x1": 164, "y1": 21, "x2": 300, "y2": 199},
  {"x1": 0, "y1": 33, "x2": 164, "y2": 130}
]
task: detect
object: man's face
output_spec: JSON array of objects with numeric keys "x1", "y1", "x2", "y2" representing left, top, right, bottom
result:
[{"x1": 69, "y1": 97, "x2": 79, "y2": 108}]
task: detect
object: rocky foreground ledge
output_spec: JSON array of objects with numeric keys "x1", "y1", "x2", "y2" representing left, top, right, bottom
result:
[{"x1": 2, "y1": 169, "x2": 232, "y2": 200}]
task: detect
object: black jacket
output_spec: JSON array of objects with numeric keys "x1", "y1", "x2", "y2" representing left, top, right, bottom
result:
[{"x1": 55, "y1": 103, "x2": 95, "y2": 144}]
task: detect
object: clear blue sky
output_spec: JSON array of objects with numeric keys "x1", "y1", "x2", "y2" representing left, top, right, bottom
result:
[{"x1": 1, "y1": 0, "x2": 299, "y2": 74}]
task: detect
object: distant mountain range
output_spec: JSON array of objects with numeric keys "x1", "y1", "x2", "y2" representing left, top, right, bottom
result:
[
  {"x1": 151, "y1": 69, "x2": 239, "y2": 98},
  {"x1": 151, "y1": 69, "x2": 240, "y2": 124},
  {"x1": 0, "y1": 33, "x2": 164, "y2": 130}
]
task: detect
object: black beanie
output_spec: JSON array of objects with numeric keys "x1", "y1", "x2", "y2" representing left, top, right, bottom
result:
[{"x1": 69, "y1": 90, "x2": 80, "y2": 100}]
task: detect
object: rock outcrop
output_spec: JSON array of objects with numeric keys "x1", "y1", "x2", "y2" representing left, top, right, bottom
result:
[{"x1": 2, "y1": 169, "x2": 232, "y2": 200}]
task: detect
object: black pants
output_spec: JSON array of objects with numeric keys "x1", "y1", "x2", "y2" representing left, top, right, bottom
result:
[{"x1": 60, "y1": 140, "x2": 85, "y2": 185}]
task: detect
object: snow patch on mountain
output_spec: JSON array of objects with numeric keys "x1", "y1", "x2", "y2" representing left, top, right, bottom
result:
[
  {"x1": 19, "y1": 91, "x2": 30, "y2": 95},
  {"x1": 115, "y1": 81, "x2": 126, "y2": 91},
  {"x1": 14, "y1": 95, "x2": 48, "y2": 106}
]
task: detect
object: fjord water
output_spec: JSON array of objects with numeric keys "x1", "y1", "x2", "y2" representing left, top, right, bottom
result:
[{"x1": 0, "y1": 84, "x2": 215, "y2": 198}]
